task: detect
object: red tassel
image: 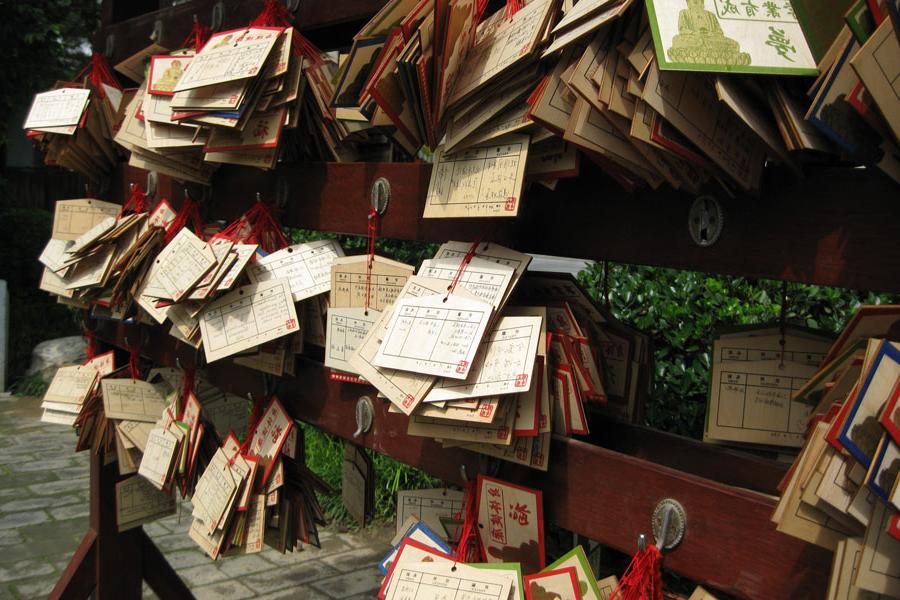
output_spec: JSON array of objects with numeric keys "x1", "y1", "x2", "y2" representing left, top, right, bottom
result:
[
  {"x1": 181, "y1": 19, "x2": 212, "y2": 52},
  {"x1": 74, "y1": 53, "x2": 121, "y2": 99},
  {"x1": 128, "y1": 344, "x2": 141, "y2": 381},
  {"x1": 164, "y1": 196, "x2": 204, "y2": 244},
  {"x1": 177, "y1": 366, "x2": 196, "y2": 421},
  {"x1": 454, "y1": 478, "x2": 484, "y2": 562},
  {"x1": 609, "y1": 545, "x2": 664, "y2": 600},
  {"x1": 249, "y1": 0, "x2": 325, "y2": 66},
  {"x1": 119, "y1": 185, "x2": 147, "y2": 218},
  {"x1": 505, "y1": 0, "x2": 524, "y2": 19}
]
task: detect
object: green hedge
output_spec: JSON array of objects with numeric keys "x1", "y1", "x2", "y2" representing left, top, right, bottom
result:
[
  {"x1": 577, "y1": 262, "x2": 900, "y2": 438},
  {"x1": 0, "y1": 207, "x2": 78, "y2": 385}
]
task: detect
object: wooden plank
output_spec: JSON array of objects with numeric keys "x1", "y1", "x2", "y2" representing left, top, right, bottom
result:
[
  {"x1": 98, "y1": 0, "x2": 386, "y2": 67},
  {"x1": 118, "y1": 161, "x2": 900, "y2": 293},
  {"x1": 94, "y1": 322, "x2": 830, "y2": 599}
]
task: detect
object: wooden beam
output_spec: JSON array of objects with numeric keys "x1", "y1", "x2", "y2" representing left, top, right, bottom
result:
[
  {"x1": 118, "y1": 161, "x2": 900, "y2": 293},
  {"x1": 99, "y1": 0, "x2": 385, "y2": 69},
  {"x1": 94, "y1": 321, "x2": 830, "y2": 600}
]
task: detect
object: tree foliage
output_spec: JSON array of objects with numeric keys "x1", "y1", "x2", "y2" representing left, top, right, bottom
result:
[
  {"x1": 0, "y1": 1, "x2": 100, "y2": 146},
  {"x1": 578, "y1": 262, "x2": 900, "y2": 438}
]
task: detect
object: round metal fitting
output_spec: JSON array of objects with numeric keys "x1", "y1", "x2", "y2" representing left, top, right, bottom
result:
[
  {"x1": 353, "y1": 396, "x2": 374, "y2": 437},
  {"x1": 687, "y1": 195, "x2": 724, "y2": 247},
  {"x1": 652, "y1": 498, "x2": 686, "y2": 551},
  {"x1": 370, "y1": 178, "x2": 390, "y2": 215},
  {"x1": 211, "y1": 2, "x2": 225, "y2": 31}
]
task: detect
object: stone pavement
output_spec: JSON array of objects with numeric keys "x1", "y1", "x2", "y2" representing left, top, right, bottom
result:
[{"x1": 0, "y1": 393, "x2": 391, "y2": 599}]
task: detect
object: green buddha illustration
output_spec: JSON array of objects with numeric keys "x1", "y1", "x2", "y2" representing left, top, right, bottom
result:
[{"x1": 668, "y1": 0, "x2": 751, "y2": 66}]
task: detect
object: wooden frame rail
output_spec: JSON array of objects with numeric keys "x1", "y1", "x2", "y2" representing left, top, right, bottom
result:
[
  {"x1": 98, "y1": 0, "x2": 386, "y2": 69},
  {"x1": 94, "y1": 320, "x2": 831, "y2": 600},
  {"x1": 117, "y1": 162, "x2": 900, "y2": 293}
]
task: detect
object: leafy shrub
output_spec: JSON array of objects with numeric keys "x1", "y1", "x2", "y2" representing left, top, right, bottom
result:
[
  {"x1": 0, "y1": 207, "x2": 79, "y2": 386},
  {"x1": 577, "y1": 262, "x2": 900, "y2": 438}
]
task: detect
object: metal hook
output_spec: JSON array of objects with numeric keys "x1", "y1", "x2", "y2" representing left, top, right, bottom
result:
[
  {"x1": 192, "y1": 13, "x2": 198, "y2": 23},
  {"x1": 656, "y1": 506, "x2": 672, "y2": 549},
  {"x1": 176, "y1": 357, "x2": 182, "y2": 370},
  {"x1": 459, "y1": 464, "x2": 468, "y2": 483},
  {"x1": 256, "y1": 192, "x2": 262, "y2": 203},
  {"x1": 637, "y1": 533, "x2": 647, "y2": 552}
]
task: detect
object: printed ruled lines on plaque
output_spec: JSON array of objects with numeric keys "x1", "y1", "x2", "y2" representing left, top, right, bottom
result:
[
  {"x1": 423, "y1": 135, "x2": 530, "y2": 218},
  {"x1": 372, "y1": 293, "x2": 493, "y2": 379},
  {"x1": 199, "y1": 279, "x2": 299, "y2": 363}
]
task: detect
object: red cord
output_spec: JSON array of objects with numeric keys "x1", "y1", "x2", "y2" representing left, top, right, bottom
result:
[
  {"x1": 128, "y1": 344, "x2": 141, "y2": 381},
  {"x1": 365, "y1": 208, "x2": 377, "y2": 312},
  {"x1": 118, "y1": 185, "x2": 147, "y2": 218},
  {"x1": 609, "y1": 545, "x2": 663, "y2": 600},
  {"x1": 181, "y1": 20, "x2": 212, "y2": 52},
  {"x1": 445, "y1": 240, "x2": 480, "y2": 299},
  {"x1": 164, "y1": 196, "x2": 204, "y2": 244},
  {"x1": 454, "y1": 478, "x2": 483, "y2": 562}
]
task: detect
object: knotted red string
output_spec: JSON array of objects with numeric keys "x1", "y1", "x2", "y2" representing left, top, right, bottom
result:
[
  {"x1": 445, "y1": 240, "x2": 481, "y2": 299},
  {"x1": 118, "y1": 185, "x2": 147, "y2": 218},
  {"x1": 454, "y1": 477, "x2": 483, "y2": 562},
  {"x1": 128, "y1": 343, "x2": 141, "y2": 381},
  {"x1": 246, "y1": 202, "x2": 289, "y2": 253},
  {"x1": 164, "y1": 195, "x2": 205, "y2": 244},
  {"x1": 249, "y1": 0, "x2": 325, "y2": 67},
  {"x1": 74, "y1": 53, "x2": 121, "y2": 99},
  {"x1": 181, "y1": 19, "x2": 212, "y2": 52},
  {"x1": 177, "y1": 366, "x2": 196, "y2": 421},
  {"x1": 228, "y1": 394, "x2": 267, "y2": 466},
  {"x1": 505, "y1": 0, "x2": 524, "y2": 19},
  {"x1": 364, "y1": 208, "x2": 377, "y2": 313},
  {"x1": 609, "y1": 545, "x2": 664, "y2": 600}
]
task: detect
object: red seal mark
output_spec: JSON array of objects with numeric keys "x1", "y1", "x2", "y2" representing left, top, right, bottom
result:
[
  {"x1": 514, "y1": 373, "x2": 528, "y2": 388},
  {"x1": 456, "y1": 360, "x2": 469, "y2": 374},
  {"x1": 518, "y1": 43, "x2": 530, "y2": 56},
  {"x1": 402, "y1": 394, "x2": 415, "y2": 409},
  {"x1": 504, "y1": 197, "x2": 517, "y2": 211},
  {"x1": 497, "y1": 427, "x2": 509, "y2": 439},
  {"x1": 285, "y1": 318, "x2": 297, "y2": 329},
  {"x1": 479, "y1": 404, "x2": 494, "y2": 418}
]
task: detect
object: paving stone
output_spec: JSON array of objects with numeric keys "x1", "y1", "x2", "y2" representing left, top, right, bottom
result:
[
  {"x1": 319, "y1": 545, "x2": 389, "y2": 573},
  {"x1": 176, "y1": 563, "x2": 230, "y2": 587},
  {"x1": 260, "y1": 585, "x2": 332, "y2": 599},
  {"x1": 0, "y1": 495, "x2": 79, "y2": 513},
  {"x1": 218, "y1": 554, "x2": 275, "y2": 578},
  {"x1": 0, "y1": 511, "x2": 49, "y2": 531},
  {"x1": 0, "y1": 560, "x2": 54, "y2": 583},
  {"x1": 11, "y1": 577, "x2": 55, "y2": 599},
  {"x1": 159, "y1": 549, "x2": 210, "y2": 570},
  {"x1": 191, "y1": 579, "x2": 256, "y2": 600},
  {"x1": 310, "y1": 568, "x2": 384, "y2": 598},
  {"x1": 7, "y1": 457, "x2": 74, "y2": 473},
  {"x1": 0, "y1": 530, "x2": 23, "y2": 548},
  {"x1": 48, "y1": 503, "x2": 90, "y2": 521},
  {"x1": 28, "y1": 478, "x2": 89, "y2": 496},
  {"x1": 153, "y1": 532, "x2": 199, "y2": 552},
  {"x1": 243, "y1": 559, "x2": 340, "y2": 593},
  {"x1": 143, "y1": 521, "x2": 171, "y2": 537}
]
